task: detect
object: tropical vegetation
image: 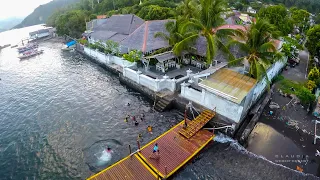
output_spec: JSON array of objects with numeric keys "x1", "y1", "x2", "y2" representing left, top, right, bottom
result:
[
  {"x1": 257, "y1": 5, "x2": 293, "y2": 36},
  {"x1": 228, "y1": 19, "x2": 282, "y2": 80},
  {"x1": 172, "y1": 0, "x2": 237, "y2": 65},
  {"x1": 306, "y1": 25, "x2": 320, "y2": 58}
]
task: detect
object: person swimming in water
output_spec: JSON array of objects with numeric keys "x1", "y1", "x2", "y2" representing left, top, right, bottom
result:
[
  {"x1": 134, "y1": 120, "x2": 139, "y2": 126},
  {"x1": 147, "y1": 126, "x2": 153, "y2": 134},
  {"x1": 106, "y1": 147, "x2": 112, "y2": 153},
  {"x1": 124, "y1": 115, "x2": 130, "y2": 123}
]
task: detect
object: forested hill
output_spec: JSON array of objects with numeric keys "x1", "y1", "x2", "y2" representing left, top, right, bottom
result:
[{"x1": 14, "y1": 0, "x2": 80, "y2": 28}]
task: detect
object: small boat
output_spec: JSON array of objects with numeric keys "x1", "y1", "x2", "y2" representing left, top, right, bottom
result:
[
  {"x1": 61, "y1": 40, "x2": 76, "y2": 51},
  {"x1": 0, "y1": 44, "x2": 11, "y2": 50},
  {"x1": 19, "y1": 49, "x2": 44, "y2": 60},
  {"x1": 17, "y1": 43, "x2": 39, "y2": 53}
]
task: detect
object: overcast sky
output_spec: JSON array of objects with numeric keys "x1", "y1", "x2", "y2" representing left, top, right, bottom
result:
[{"x1": 0, "y1": 0, "x2": 52, "y2": 19}]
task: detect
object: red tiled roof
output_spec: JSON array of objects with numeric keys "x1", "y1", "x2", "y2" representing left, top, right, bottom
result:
[{"x1": 97, "y1": 15, "x2": 107, "y2": 19}]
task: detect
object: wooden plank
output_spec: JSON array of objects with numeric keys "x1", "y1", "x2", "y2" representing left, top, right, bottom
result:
[
  {"x1": 138, "y1": 121, "x2": 213, "y2": 178},
  {"x1": 179, "y1": 111, "x2": 215, "y2": 139},
  {"x1": 88, "y1": 154, "x2": 157, "y2": 180},
  {"x1": 88, "y1": 111, "x2": 215, "y2": 180}
]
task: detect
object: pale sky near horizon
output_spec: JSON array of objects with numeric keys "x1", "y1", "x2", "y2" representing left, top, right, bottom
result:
[{"x1": 0, "y1": 0, "x2": 52, "y2": 19}]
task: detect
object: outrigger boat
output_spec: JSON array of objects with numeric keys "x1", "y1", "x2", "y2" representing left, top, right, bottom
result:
[
  {"x1": 18, "y1": 49, "x2": 44, "y2": 60},
  {"x1": 17, "y1": 43, "x2": 39, "y2": 53}
]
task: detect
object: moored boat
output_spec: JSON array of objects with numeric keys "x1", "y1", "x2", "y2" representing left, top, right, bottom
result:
[
  {"x1": 17, "y1": 43, "x2": 39, "y2": 53},
  {"x1": 18, "y1": 49, "x2": 44, "y2": 60},
  {"x1": 0, "y1": 44, "x2": 11, "y2": 50}
]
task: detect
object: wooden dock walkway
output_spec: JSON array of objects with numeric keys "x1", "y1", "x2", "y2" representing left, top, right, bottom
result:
[{"x1": 88, "y1": 110, "x2": 215, "y2": 180}]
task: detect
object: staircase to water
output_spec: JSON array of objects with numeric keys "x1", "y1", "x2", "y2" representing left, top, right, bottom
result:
[{"x1": 153, "y1": 98, "x2": 171, "y2": 112}]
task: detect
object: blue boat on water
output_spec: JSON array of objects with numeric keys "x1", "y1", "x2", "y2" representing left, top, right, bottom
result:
[
  {"x1": 66, "y1": 40, "x2": 76, "y2": 47},
  {"x1": 62, "y1": 40, "x2": 77, "y2": 51}
]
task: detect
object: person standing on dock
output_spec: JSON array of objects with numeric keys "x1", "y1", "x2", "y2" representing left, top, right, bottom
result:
[{"x1": 149, "y1": 143, "x2": 159, "y2": 158}]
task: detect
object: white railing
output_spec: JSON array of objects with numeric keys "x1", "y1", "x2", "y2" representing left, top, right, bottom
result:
[
  {"x1": 83, "y1": 46, "x2": 136, "y2": 68},
  {"x1": 123, "y1": 68, "x2": 179, "y2": 92}
]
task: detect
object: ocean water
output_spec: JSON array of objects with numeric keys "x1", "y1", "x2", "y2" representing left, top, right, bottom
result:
[{"x1": 0, "y1": 27, "x2": 317, "y2": 180}]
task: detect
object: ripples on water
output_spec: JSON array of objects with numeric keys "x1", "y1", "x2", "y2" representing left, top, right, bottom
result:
[{"x1": 0, "y1": 40, "x2": 317, "y2": 180}]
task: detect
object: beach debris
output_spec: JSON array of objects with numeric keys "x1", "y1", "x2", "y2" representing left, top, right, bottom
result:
[
  {"x1": 302, "y1": 129, "x2": 307, "y2": 133},
  {"x1": 296, "y1": 166, "x2": 303, "y2": 172},
  {"x1": 279, "y1": 89, "x2": 286, "y2": 97},
  {"x1": 300, "y1": 137, "x2": 304, "y2": 141},
  {"x1": 269, "y1": 102, "x2": 280, "y2": 109},
  {"x1": 286, "y1": 120, "x2": 299, "y2": 130},
  {"x1": 269, "y1": 111, "x2": 274, "y2": 115},
  {"x1": 291, "y1": 87, "x2": 295, "y2": 92},
  {"x1": 316, "y1": 150, "x2": 320, "y2": 157}
]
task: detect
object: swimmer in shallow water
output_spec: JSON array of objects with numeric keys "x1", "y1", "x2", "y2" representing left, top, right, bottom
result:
[
  {"x1": 147, "y1": 126, "x2": 153, "y2": 134},
  {"x1": 134, "y1": 120, "x2": 139, "y2": 126},
  {"x1": 124, "y1": 115, "x2": 130, "y2": 123}
]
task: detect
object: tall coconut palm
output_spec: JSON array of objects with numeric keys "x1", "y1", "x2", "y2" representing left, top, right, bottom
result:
[
  {"x1": 154, "y1": 21, "x2": 183, "y2": 47},
  {"x1": 228, "y1": 19, "x2": 282, "y2": 80},
  {"x1": 176, "y1": 0, "x2": 199, "y2": 20},
  {"x1": 173, "y1": 0, "x2": 237, "y2": 65}
]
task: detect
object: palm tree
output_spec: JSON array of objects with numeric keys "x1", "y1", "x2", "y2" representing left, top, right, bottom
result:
[
  {"x1": 176, "y1": 0, "x2": 199, "y2": 20},
  {"x1": 228, "y1": 19, "x2": 282, "y2": 80},
  {"x1": 154, "y1": 20, "x2": 194, "y2": 64},
  {"x1": 154, "y1": 21, "x2": 184, "y2": 47},
  {"x1": 173, "y1": 0, "x2": 237, "y2": 65}
]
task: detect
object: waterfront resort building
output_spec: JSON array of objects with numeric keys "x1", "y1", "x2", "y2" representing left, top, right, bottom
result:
[{"x1": 81, "y1": 14, "x2": 285, "y2": 125}]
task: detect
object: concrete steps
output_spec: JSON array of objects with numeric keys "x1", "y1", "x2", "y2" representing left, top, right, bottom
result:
[{"x1": 154, "y1": 98, "x2": 171, "y2": 112}]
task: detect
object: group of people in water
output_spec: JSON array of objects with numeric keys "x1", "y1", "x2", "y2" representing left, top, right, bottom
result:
[
  {"x1": 125, "y1": 102, "x2": 158, "y2": 157},
  {"x1": 124, "y1": 113, "x2": 153, "y2": 134}
]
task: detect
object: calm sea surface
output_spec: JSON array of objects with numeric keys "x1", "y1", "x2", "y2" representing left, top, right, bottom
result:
[{"x1": 0, "y1": 26, "x2": 316, "y2": 180}]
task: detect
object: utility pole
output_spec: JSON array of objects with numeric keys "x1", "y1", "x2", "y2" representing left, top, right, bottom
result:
[{"x1": 113, "y1": 0, "x2": 115, "y2": 10}]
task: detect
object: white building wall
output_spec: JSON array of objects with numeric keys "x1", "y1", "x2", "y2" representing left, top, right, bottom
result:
[
  {"x1": 123, "y1": 68, "x2": 177, "y2": 92},
  {"x1": 139, "y1": 74, "x2": 158, "y2": 91},
  {"x1": 252, "y1": 59, "x2": 287, "y2": 102},
  {"x1": 180, "y1": 57, "x2": 287, "y2": 123},
  {"x1": 83, "y1": 46, "x2": 136, "y2": 67},
  {"x1": 181, "y1": 84, "x2": 243, "y2": 122}
]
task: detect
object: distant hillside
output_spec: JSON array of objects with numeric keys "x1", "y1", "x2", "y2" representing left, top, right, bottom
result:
[
  {"x1": 14, "y1": 0, "x2": 80, "y2": 28},
  {"x1": 0, "y1": 17, "x2": 23, "y2": 32}
]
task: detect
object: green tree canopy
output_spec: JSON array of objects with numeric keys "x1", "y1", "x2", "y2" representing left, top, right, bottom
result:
[
  {"x1": 306, "y1": 25, "x2": 320, "y2": 57},
  {"x1": 257, "y1": 5, "x2": 293, "y2": 36},
  {"x1": 55, "y1": 10, "x2": 88, "y2": 38},
  {"x1": 138, "y1": 5, "x2": 175, "y2": 20},
  {"x1": 290, "y1": 7, "x2": 311, "y2": 33}
]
